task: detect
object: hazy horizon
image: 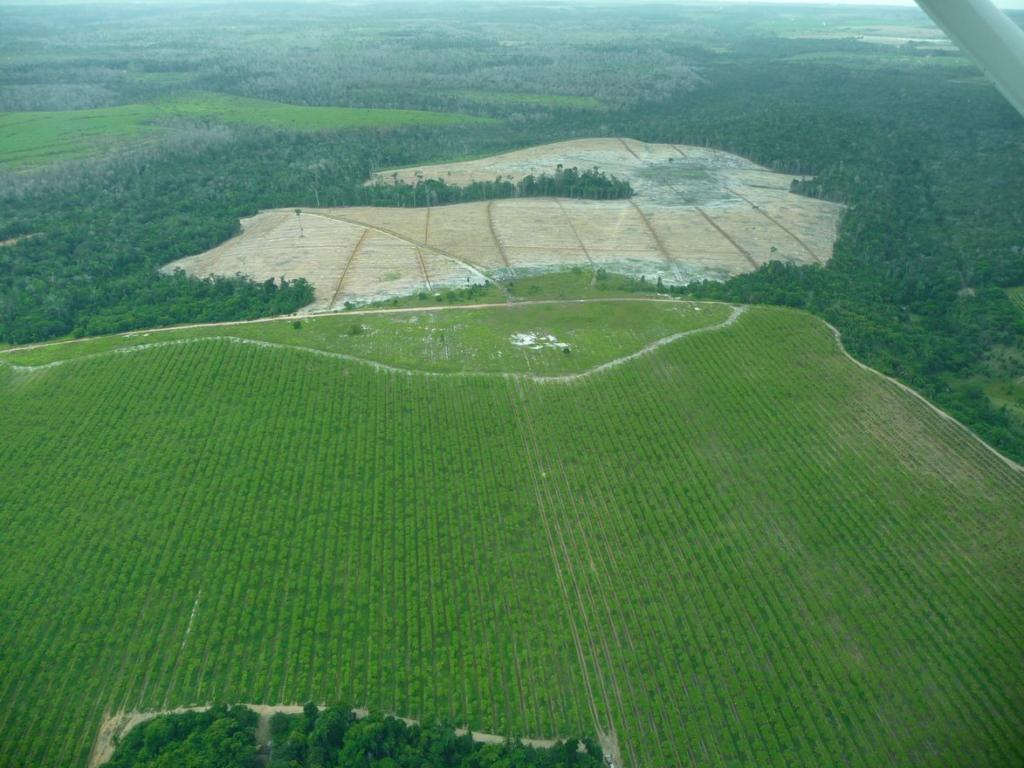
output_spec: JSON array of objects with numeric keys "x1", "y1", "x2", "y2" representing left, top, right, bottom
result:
[{"x1": 0, "y1": 0, "x2": 1023, "y2": 8}]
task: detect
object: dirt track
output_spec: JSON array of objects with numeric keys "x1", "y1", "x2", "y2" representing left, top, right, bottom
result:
[{"x1": 824, "y1": 321, "x2": 1023, "y2": 475}]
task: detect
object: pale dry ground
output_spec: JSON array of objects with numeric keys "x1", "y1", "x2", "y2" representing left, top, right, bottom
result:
[
  {"x1": 164, "y1": 138, "x2": 843, "y2": 309},
  {"x1": 0, "y1": 233, "x2": 39, "y2": 247},
  {"x1": 87, "y1": 704, "x2": 595, "y2": 768}
]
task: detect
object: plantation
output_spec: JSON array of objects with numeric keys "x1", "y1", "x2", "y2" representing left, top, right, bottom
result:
[
  {"x1": 0, "y1": 302, "x2": 1020, "y2": 768},
  {"x1": 0, "y1": 93, "x2": 488, "y2": 168}
]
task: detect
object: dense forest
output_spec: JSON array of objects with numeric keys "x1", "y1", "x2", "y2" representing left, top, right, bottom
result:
[
  {"x1": 1, "y1": 2, "x2": 1021, "y2": 457},
  {"x1": 104, "y1": 704, "x2": 257, "y2": 768}
]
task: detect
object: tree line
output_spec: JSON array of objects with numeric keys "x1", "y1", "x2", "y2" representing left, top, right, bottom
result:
[{"x1": 363, "y1": 166, "x2": 632, "y2": 207}]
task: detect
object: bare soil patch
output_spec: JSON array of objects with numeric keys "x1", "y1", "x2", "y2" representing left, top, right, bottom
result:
[
  {"x1": 0, "y1": 233, "x2": 39, "y2": 247},
  {"x1": 163, "y1": 139, "x2": 843, "y2": 310}
]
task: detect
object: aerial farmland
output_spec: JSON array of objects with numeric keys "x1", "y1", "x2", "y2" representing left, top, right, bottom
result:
[
  {"x1": 2, "y1": 300, "x2": 1022, "y2": 768},
  {"x1": 0, "y1": 2, "x2": 1022, "y2": 767}
]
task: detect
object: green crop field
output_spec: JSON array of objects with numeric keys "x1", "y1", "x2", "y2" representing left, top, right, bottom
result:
[
  {"x1": 0, "y1": 93, "x2": 491, "y2": 167},
  {"x1": 0, "y1": 302, "x2": 1021, "y2": 768}
]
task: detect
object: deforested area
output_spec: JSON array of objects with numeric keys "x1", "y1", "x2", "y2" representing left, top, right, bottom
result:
[{"x1": 165, "y1": 139, "x2": 842, "y2": 308}]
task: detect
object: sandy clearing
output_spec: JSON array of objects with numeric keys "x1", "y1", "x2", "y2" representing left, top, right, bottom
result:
[
  {"x1": 0, "y1": 233, "x2": 39, "y2": 247},
  {"x1": 724, "y1": 186, "x2": 822, "y2": 263},
  {"x1": 88, "y1": 704, "x2": 579, "y2": 768},
  {"x1": 164, "y1": 139, "x2": 843, "y2": 308}
]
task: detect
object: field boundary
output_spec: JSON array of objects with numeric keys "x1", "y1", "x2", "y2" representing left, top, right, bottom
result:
[
  {"x1": 695, "y1": 207, "x2": 758, "y2": 269},
  {"x1": 628, "y1": 199, "x2": 682, "y2": 282},
  {"x1": 88, "y1": 704, "x2": 584, "y2": 768},
  {"x1": 825, "y1": 320, "x2": 1023, "y2": 474},
  {"x1": 310, "y1": 210, "x2": 491, "y2": 286}
]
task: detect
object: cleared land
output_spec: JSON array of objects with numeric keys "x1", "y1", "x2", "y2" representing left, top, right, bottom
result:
[
  {"x1": 0, "y1": 302, "x2": 1021, "y2": 768},
  {"x1": 165, "y1": 139, "x2": 844, "y2": 309},
  {"x1": 0, "y1": 92, "x2": 490, "y2": 168}
]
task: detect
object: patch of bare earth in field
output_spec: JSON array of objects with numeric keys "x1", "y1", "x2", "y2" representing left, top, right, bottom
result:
[
  {"x1": 0, "y1": 233, "x2": 39, "y2": 247},
  {"x1": 164, "y1": 138, "x2": 843, "y2": 310}
]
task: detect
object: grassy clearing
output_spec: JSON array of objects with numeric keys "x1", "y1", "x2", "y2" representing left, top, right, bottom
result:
[
  {"x1": 0, "y1": 92, "x2": 491, "y2": 167},
  {"x1": 0, "y1": 299, "x2": 727, "y2": 374},
  {"x1": 984, "y1": 377, "x2": 1024, "y2": 419},
  {"x1": 640, "y1": 165, "x2": 711, "y2": 182},
  {"x1": 0, "y1": 304, "x2": 1021, "y2": 768}
]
